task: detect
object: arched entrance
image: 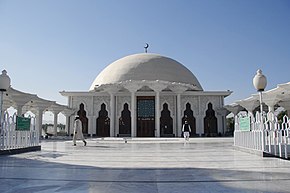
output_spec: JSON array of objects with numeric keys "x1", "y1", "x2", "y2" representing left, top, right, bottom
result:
[
  {"x1": 182, "y1": 103, "x2": 196, "y2": 137},
  {"x1": 96, "y1": 103, "x2": 110, "y2": 137},
  {"x1": 204, "y1": 103, "x2": 218, "y2": 137},
  {"x1": 160, "y1": 103, "x2": 173, "y2": 137},
  {"x1": 137, "y1": 96, "x2": 155, "y2": 137},
  {"x1": 119, "y1": 103, "x2": 131, "y2": 137},
  {"x1": 77, "y1": 103, "x2": 88, "y2": 134}
]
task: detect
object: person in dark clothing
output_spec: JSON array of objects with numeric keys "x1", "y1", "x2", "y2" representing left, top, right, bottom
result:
[{"x1": 182, "y1": 121, "x2": 191, "y2": 142}]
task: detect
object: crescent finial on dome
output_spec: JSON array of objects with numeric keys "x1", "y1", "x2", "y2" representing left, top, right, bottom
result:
[{"x1": 144, "y1": 43, "x2": 149, "y2": 53}]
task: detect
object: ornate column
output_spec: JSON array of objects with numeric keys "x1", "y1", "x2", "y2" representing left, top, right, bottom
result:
[
  {"x1": 264, "y1": 97, "x2": 281, "y2": 116},
  {"x1": 105, "y1": 85, "x2": 120, "y2": 137},
  {"x1": 65, "y1": 114, "x2": 71, "y2": 135},
  {"x1": 196, "y1": 96, "x2": 203, "y2": 136},
  {"x1": 131, "y1": 91, "x2": 136, "y2": 137},
  {"x1": 50, "y1": 104, "x2": 65, "y2": 136},
  {"x1": 62, "y1": 108, "x2": 75, "y2": 136},
  {"x1": 123, "y1": 82, "x2": 142, "y2": 137},
  {"x1": 52, "y1": 111, "x2": 61, "y2": 136},
  {"x1": 236, "y1": 98, "x2": 260, "y2": 119},
  {"x1": 89, "y1": 96, "x2": 94, "y2": 137},
  {"x1": 169, "y1": 84, "x2": 187, "y2": 137},
  {"x1": 32, "y1": 101, "x2": 53, "y2": 138},
  {"x1": 109, "y1": 93, "x2": 115, "y2": 137},
  {"x1": 150, "y1": 82, "x2": 168, "y2": 137},
  {"x1": 87, "y1": 116, "x2": 94, "y2": 137},
  {"x1": 92, "y1": 116, "x2": 97, "y2": 136},
  {"x1": 155, "y1": 91, "x2": 161, "y2": 137},
  {"x1": 216, "y1": 107, "x2": 229, "y2": 135},
  {"x1": 264, "y1": 99, "x2": 280, "y2": 137},
  {"x1": 35, "y1": 107, "x2": 45, "y2": 137}
]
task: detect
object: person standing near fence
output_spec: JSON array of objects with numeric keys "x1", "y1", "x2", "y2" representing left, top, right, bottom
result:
[
  {"x1": 73, "y1": 115, "x2": 87, "y2": 146},
  {"x1": 182, "y1": 121, "x2": 191, "y2": 142}
]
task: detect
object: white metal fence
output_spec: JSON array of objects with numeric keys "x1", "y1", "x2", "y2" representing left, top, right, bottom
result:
[
  {"x1": 0, "y1": 111, "x2": 39, "y2": 151},
  {"x1": 234, "y1": 111, "x2": 290, "y2": 159}
]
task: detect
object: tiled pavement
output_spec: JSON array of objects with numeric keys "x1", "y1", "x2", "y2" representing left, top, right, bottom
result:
[{"x1": 0, "y1": 137, "x2": 290, "y2": 193}]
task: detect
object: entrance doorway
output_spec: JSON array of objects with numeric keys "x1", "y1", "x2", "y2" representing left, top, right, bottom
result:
[
  {"x1": 160, "y1": 103, "x2": 174, "y2": 137},
  {"x1": 96, "y1": 103, "x2": 110, "y2": 137},
  {"x1": 204, "y1": 103, "x2": 218, "y2": 137},
  {"x1": 137, "y1": 96, "x2": 155, "y2": 137},
  {"x1": 118, "y1": 103, "x2": 131, "y2": 136},
  {"x1": 77, "y1": 103, "x2": 88, "y2": 135}
]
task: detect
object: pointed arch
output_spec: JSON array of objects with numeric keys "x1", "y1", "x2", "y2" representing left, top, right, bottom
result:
[
  {"x1": 204, "y1": 102, "x2": 218, "y2": 136},
  {"x1": 77, "y1": 103, "x2": 89, "y2": 134},
  {"x1": 182, "y1": 102, "x2": 196, "y2": 136},
  {"x1": 160, "y1": 103, "x2": 174, "y2": 137},
  {"x1": 96, "y1": 103, "x2": 110, "y2": 137},
  {"x1": 95, "y1": 100, "x2": 110, "y2": 117},
  {"x1": 119, "y1": 103, "x2": 131, "y2": 136}
]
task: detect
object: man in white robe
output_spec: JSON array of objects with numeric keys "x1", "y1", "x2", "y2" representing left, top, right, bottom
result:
[{"x1": 73, "y1": 115, "x2": 87, "y2": 146}]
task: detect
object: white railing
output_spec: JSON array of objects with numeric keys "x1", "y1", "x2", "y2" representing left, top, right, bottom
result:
[
  {"x1": 0, "y1": 111, "x2": 39, "y2": 151},
  {"x1": 234, "y1": 112, "x2": 290, "y2": 159}
]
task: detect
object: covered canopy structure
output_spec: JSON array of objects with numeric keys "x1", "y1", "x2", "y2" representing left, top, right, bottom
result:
[
  {"x1": 2, "y1": 87, "x2": 75, "y2": 136},
  {"x1": 225, "y1": 82, "x2": 290, "y2": 117}
]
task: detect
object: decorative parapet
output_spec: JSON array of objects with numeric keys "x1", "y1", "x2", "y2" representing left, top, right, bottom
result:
[{"x1": 93, "y1": 79, "x2": 200, "y2": 93}]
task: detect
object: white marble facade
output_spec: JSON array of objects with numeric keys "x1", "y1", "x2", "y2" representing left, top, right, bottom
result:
[
  {"x1": 62, "y1": 85, "x2": 229, "y2": 137},
  {"x1": 61, "y1": 53, "x2": 231, "y2": 137}
]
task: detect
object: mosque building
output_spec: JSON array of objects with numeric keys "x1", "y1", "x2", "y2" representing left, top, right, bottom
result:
[{"x1": 60, "y1": 53, "x2": 231, "y2": 137}]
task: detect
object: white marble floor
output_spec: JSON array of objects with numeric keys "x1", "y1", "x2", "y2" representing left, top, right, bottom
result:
[{"x1": 1, "y1": 137, "x2": 290, "y2": 193}]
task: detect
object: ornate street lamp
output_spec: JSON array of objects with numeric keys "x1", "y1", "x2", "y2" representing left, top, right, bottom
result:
[
  {"x1": 0, "y1": 70, "x2": 11, "y2": 128},
  {"x1": 253, "y1": 69, "x2": 267, "y2": 151}
]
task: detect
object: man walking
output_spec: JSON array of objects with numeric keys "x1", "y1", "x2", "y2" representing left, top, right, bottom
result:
[
  {"x1": 182, "y1": 121, "x2": 191, "y2": 142},
  {"x1": 73, "y1": 115, "x2": 87, "y2": 146}
]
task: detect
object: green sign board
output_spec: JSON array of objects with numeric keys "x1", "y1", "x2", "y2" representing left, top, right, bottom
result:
[
  {"x1": 239, "y1": 117, "x2": 250, "y2": 131},
  {"x1": 16, "y1": 116, "x2": 31, "y2": 131}
]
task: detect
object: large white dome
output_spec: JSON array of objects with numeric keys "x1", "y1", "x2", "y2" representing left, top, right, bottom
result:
[{"x1": 89, "y1": 53, "x2": 203, "y2": 91}]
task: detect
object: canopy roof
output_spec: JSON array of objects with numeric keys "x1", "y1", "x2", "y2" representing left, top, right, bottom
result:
[
  {"x1": 3, "y1": 87, "x2": 74, "y2": 115},
  {"x1": 225, "y1": 82, "x2": 290, "y2": 115}
]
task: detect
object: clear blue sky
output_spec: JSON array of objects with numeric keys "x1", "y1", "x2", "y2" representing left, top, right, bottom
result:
[{"x1": 1, "y1": 0, "x2": 290, "y2": 106}]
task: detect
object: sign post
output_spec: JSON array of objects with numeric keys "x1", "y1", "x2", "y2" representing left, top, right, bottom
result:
[
  {"x1": 239, "y1": 117, "x2": 250, "y2": 131},
  {"x1": 16, "y1": 116, "x2": 31, "y2": 131}
]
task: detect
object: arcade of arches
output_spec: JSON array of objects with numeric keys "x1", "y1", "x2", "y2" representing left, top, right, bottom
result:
[{"x1": 75, "y1": 100, "x2": 220, "y2": 138}]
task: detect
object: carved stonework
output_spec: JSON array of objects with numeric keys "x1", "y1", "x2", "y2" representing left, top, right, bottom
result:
[
  {"x1": 93, "y1": 96, "x2": 110, "y2": 116},
  {"x1": 72, "y1": 96, "x2": 92, "y2": 115},
  {"x1": 200, "y1": 96, "x2": 221, "y2": 116},
  {"x1": 103, "y1": 84, "x2": 122, "y2": 94},
  {"x1": 181, "y1": 96, "x2": 199, "y2": 115},
  {"x1": 148, "y1": 82, "x2": 168, "y2": 92},
  {"x1": 168, "y1": 84, "x2": 188, "y2": 93},
  {"x1": 117, "y1": 96, "x2": 131, "y2": 118},
  {"x1": 160, "y1": 95, "x2": 175, "y2": 114},
  {"x1": 123, "y1": 82, "x2": 143, "y2": 92}
]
